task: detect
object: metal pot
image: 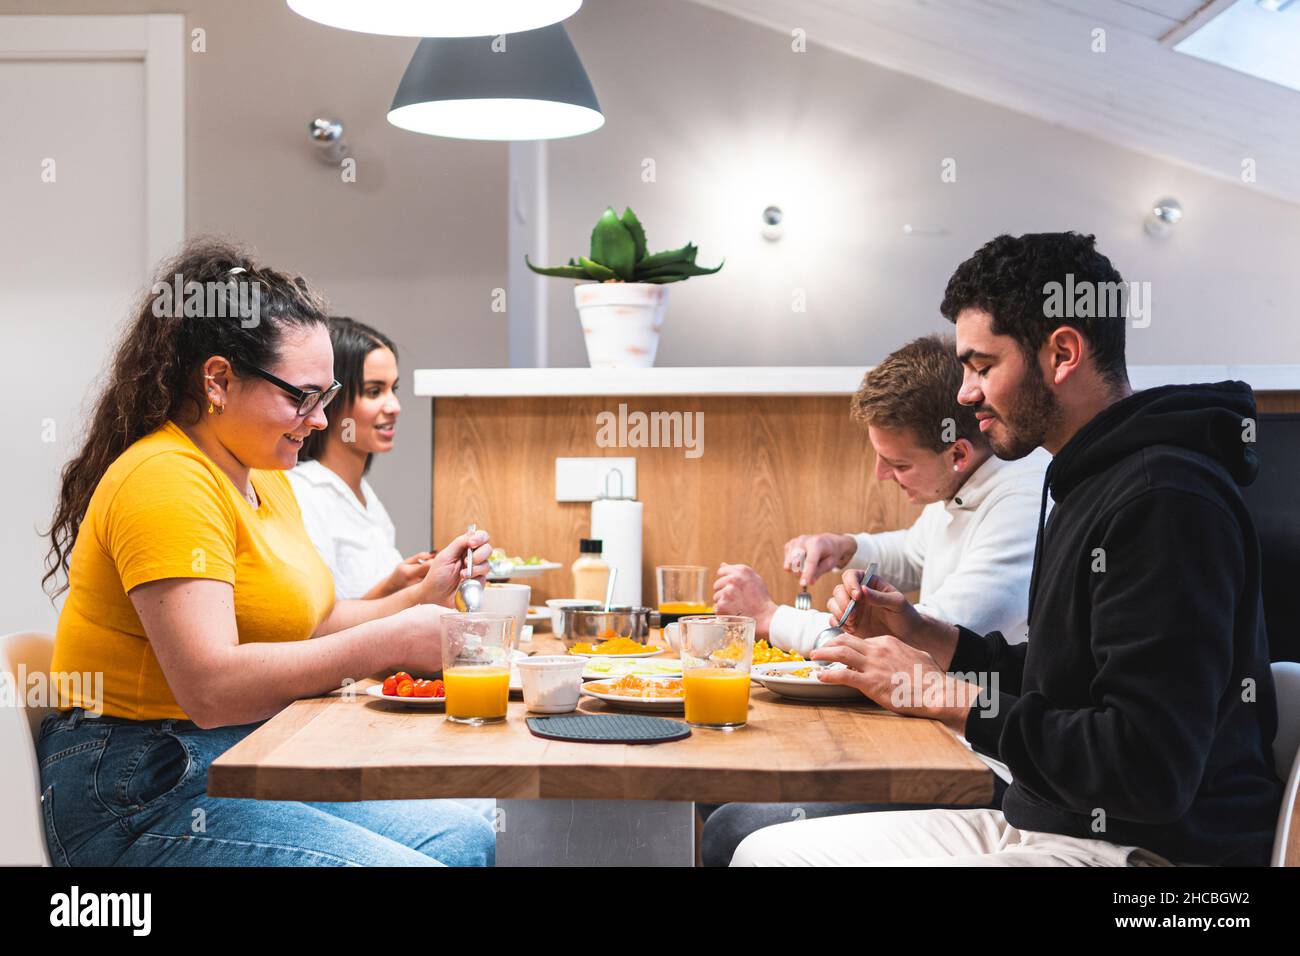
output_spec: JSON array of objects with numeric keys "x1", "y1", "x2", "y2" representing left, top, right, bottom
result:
[{"x1": 558, "y1": 606, "x2": 654, "y2": 649}]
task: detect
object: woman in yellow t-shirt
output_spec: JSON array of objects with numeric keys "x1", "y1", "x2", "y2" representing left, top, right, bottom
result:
[{"x1": 38, "y1": 239, "x2": 496, "y2": 866}]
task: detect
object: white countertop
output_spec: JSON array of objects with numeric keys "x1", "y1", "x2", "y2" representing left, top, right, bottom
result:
[{"x1": 414, "y1": 365, "x2": 1300, "y2": 398}]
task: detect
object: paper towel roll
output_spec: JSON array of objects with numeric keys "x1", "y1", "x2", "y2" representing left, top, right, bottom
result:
[{"x1": 591, "y1": 497, "x2": 643, "y2": 607}]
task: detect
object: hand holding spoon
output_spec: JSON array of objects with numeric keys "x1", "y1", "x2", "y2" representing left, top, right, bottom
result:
[{"x1": 457, "y1": 523, "x2": 484, "y2": 612}]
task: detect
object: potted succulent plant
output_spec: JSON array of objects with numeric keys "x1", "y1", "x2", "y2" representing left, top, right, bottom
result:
[{"x1": 526, "y1": 206, "x2": 723, "y2": 368}]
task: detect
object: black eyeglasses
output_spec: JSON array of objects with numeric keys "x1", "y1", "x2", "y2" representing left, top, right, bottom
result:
[{"x1": 246, "y1": 366, "x2": 342, "y2": 417}]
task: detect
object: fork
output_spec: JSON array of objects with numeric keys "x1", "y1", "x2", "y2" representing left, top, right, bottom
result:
[{"x1": 793, "y1": 550, "x2": 812, "y2": 610}]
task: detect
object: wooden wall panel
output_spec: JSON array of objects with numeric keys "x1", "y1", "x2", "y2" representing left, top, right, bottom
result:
[
  {"x1": 1259, "y1": 394, "x2": 1300, "y2": 414},
  {"x1": 433, "y1": 395, "x2": 922, "y2": 610},
  {"x1": 432, "y1": 390, "x2": 1300, "y2": 608}
]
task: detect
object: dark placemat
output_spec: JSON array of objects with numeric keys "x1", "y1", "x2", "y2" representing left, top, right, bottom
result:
[{"x1": 526, "y1": 714, "x2": 690, "y2": 744}]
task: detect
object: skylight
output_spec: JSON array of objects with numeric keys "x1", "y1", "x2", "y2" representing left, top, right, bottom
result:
[{"x1": 1173, "y1": 0, "x2": 1300, "y2": 94}]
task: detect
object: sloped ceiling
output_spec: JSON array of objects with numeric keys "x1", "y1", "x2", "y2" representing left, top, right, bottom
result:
[{"x1": 686, "y1": 0, "x2": 1300, "y2": 205}]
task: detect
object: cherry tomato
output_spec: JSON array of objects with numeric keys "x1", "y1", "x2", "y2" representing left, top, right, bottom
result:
[
  {"x1": 393, "y1": 671, "x2": 412, "y2": 686},
  {"x1": 413, "y1": 680, "x2": 434, "y2": 699},
  {"x1": 396, "y1": 680, "x2": 415, "y2": 698},
  {"x1": 382, "y1": 676, "x2": 399, "y2": 696},
  {"x1": 431, "y1": 679, "x2": 445, "y2": 698}
]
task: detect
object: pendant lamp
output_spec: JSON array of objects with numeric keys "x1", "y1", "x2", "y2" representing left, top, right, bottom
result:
[
  {"x1": 287, "y1": 0, "x2": 583, "y2": 38},
  {"x1": 387, "y1": 25, "x2": 603, "y2": 141}
]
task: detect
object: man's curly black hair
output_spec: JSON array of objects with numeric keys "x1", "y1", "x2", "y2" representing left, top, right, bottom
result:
[{"x1": 939, "y1": 232, "x2": 1130, "y2": 388}]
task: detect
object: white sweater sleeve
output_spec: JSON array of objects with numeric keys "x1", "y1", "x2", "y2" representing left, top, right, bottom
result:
[
  {"x1": 768, "y1": 605, "x2": 835, "y2": 656},
  {"x1": 770, "y1": 510, "x2": 935, "y2": 654},
  {"x1": 910, "y1": 489, "x2": 1041, "y2": 642},
  {"x1": 845, "y1": 507, "x2": 935, "y2": 592}
]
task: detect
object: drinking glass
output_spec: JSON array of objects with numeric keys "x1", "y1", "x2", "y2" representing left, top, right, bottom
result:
[
  {"x1": 656, "y1": 565, "x2": 712, "y2": 626},
  {"x1": 441, "y1": 613, "x2": 515, "y2": 725},
  {"x1": 679, "y1": 614, "x2": 754, "y2": 730}
]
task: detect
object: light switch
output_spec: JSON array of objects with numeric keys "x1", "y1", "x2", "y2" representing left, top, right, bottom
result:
[{"x1": 555, "y1": 457, "x2": 637, "y2": 502}]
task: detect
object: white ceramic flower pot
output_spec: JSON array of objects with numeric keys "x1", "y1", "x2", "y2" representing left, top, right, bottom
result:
[{"x1": 574, "y1": 282, "x2": 668, "y2": 368}]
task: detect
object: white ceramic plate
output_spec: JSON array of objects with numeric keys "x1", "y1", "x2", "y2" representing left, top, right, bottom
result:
[
  {"x1": 366, "y1": 684, "x2": 445, "y2": 706},
  {"x1": 487, "y1": 561, "x2": 563, "y2": 581},
  {"x1": 569, "y1": 647, "x2": 670, "y2": 660},
  {"x1": 580, "y1": 680, "x2": 684, "y2": 713},
  {"x1": 751, "y1": 661, "x2": 865, "y2": 702},
  {"x1": 580, "y1": 658, "x2": 684, "y2": 681},
  {"x1": 526, "y1": 606, "x2": 550, "y2": 623},
  {"x1": 370, "y1": 651, "x2": 529, "y2": 704}
]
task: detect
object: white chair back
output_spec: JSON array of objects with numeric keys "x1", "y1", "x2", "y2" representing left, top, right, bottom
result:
[
  {"x1": 0, "y1": 631, "x2": 55, "y2": 866},
  {"x1": 1270, "y1": 661, "x2": 1300, "y2": 867}
]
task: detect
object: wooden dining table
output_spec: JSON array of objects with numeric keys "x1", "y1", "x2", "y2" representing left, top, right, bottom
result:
[{"x1": 208, "y1": 635, "x2": 993, "y2": 865}]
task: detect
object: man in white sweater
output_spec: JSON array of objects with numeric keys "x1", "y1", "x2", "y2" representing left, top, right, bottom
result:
[
  {"x1": 714, "y1": 340, "x2": 1047, "y2": 652},
  {"x1": 702, "y1": 334, "x2": 1048, "y2": 866},
  {"x1": 722, "y1": 447, "x2": 1047, "y2": 652}
]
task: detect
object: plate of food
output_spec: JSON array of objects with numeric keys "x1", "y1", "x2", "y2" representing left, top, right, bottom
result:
[
  {"x1": 750, "y1": 661, "x2": 867, "y2": 702},
  {"x1": 579, "y1": 657, "x2": 683, "y2": 681},
  {"x1": 368, "y1": 673, "x2": 445, "y2": 706},
  {"x1": 486, "y1": 550, "x2": 562, "y2": 580},
  {"x1": 369, "y1": 652, "x2": 529, "y2": 705},
  {"x1": 567, "y1": 636, "x2": 666, "y2": 659},
  {"x1": 581, "y1": 675, "x2": 684, "y2": 713},
  {"x1": 526, "y1": 605, "x2": 550, "y2": 623}
]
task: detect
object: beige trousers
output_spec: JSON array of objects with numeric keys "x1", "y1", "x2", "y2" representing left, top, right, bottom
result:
[{"x1": 731, "y1": 807, "x2": 1176, "y2": 867}]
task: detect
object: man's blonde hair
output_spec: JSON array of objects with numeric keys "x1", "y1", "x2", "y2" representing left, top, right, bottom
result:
[{"x1": 850, "y1": 334, "x2": 984, "y2": 453}]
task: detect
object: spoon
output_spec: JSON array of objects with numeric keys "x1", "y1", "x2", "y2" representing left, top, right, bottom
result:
[
  {"x1": 602, "y1": 567, "x2": 619, "y2": 611},
  {"x1": 457, "y1": 523, "x2": 483, "y2": 612},
  {"x1": 810, "y1": 563, "x2": 878, "y2": 664}
]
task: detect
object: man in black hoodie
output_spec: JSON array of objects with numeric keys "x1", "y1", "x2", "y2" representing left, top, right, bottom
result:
[{"x1": 732, "y1": 232, "x2": 1282, "y2": 867}]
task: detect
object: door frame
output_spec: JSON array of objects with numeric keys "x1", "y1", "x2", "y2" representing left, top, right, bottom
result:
[{"x1": 0, "y1": 14, "x2": 186, "y2": 271}]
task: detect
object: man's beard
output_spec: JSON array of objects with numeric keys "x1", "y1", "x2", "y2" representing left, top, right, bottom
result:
[{"x1": 987, "y1": 364, "x2": 1062, "y2": 460}]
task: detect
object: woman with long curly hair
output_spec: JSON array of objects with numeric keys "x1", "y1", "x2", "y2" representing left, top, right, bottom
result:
[{"x1": 39, "y1": 238, "x2": 495, "y2": 866}]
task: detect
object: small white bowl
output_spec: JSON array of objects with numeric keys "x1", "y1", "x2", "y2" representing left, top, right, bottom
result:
[
  {"x1": 515, "y1": 655, "x2": 587, "y2": 713},
  {"x1": 662, "y1": 622, "x2": 681, "y2": 652}
]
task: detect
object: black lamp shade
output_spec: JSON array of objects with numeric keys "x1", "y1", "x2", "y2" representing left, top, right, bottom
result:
[{"x1": 387, "y1": 25, "x2": 604, "y2": 141}]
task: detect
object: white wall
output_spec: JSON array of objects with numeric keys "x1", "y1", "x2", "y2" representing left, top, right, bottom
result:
[
  {"x1": 0, "y1": 0, "x2": 509, "y2": 574},
  {"x1": 5, "y1": 0, "x2": 1298, "y2": 628},
  {"x1": 0, "y1": 52, "x2": 148, "y2": 633},
  {"x1": 540, "y1": 0, "x2": 1300, "y2": 368}
]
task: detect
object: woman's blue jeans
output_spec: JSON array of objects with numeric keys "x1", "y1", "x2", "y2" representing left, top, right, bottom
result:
[{"x1": 37, "y1": 708, "x2": 496, "y2": 866}]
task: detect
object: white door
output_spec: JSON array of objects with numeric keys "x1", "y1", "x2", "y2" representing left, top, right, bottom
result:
[{"x1": 0, "y1": 16, "x2": 183, "y2": 635}]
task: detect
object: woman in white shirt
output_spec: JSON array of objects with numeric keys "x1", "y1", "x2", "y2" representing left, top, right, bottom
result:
[{"x1": 287, "y1": 317, "x2": 432, "y2": 601}]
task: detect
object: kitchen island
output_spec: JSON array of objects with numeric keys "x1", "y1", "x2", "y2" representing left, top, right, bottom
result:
[{"x1": 416, "y1": 364, "x2": 1300, "y2": 611}]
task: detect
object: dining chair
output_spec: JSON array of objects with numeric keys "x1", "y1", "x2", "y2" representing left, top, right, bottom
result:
[
  {"x1": 0, "y1": 631, "x2": 55, "y2": 866},
  {"x1": 1271, "y1": 661, "x2": 1300, "y2": 867}
]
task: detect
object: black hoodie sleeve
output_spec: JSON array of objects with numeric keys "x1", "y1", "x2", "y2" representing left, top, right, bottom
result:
[
  {"x1": 947, "y1": 626, "x2": 1027, "y2": 697},
  {"x1": 964, "y1": 488, "x2": 1241, "y2": 824}
]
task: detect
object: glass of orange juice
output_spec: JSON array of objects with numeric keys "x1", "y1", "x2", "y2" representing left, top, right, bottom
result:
[
  {"x1": 657, "y1": 566, "x2": 713, "y2": 626},
  {"x1": 680, "y1": 614, "x2": 754, "y2": 731},
  {"x1": 441, "y1": 613, "x2": 516, "y2": 725}
]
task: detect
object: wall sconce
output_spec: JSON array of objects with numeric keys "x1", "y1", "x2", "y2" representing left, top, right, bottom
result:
[
  {"x1": 761, "y1": 205, "x2": 783, "y2": 241},
  {"x1": 309, "y1": 117, "x2": 350, "y2": 164},
  {"x1": 1144, "y1": 197, "x2": 1183, "y2": 238}
]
